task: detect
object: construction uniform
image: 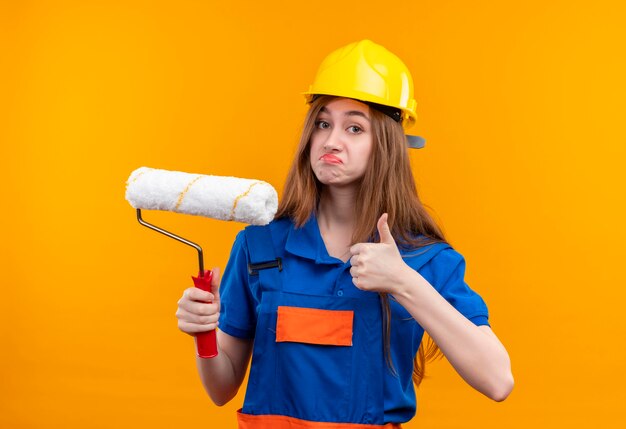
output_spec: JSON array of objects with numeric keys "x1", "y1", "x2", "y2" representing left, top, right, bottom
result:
[{"x1": 219, "y1": 214, "x2": 490, "y2": 429}]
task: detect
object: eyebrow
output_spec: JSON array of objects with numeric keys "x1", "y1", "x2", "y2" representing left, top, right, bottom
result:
[{"x1": 319, "y1": 106, "x2": 370, "y2": 122}]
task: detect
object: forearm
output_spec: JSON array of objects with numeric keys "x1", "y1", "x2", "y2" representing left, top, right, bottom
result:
[
  {"x1": 195, "y1": 331, "x2": 252, "y2": 406},
  {"x1": 392, "y1": 268, "x2": 513, "y2": 401},
  {"x1": 195, "y1": 353, "x2": 237, "y2": 406}
]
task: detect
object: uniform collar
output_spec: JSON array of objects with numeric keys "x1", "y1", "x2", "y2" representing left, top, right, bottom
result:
[
  {"x1": 284, "y1": 212, "x2": 439, "y2": 263},
  {"x1": 285, "y1": 212, "x2": 344, "y2": 265}
]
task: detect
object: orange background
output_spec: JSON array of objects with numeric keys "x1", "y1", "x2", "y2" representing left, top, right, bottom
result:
[{"x1": 2, "y1": 1, "x2": 625, "y2": 428}]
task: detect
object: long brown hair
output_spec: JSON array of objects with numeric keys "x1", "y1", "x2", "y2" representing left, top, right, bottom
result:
[{"x1": 275, "y1": 95, "x2": 447, "y2": 386}]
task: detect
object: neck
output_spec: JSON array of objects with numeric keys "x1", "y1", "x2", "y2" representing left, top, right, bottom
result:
[{"x1": 317, "y1": 185, "x2": 358, "y2": 228}]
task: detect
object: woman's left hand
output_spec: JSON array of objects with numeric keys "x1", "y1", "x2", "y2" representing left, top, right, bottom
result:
[{"x1": 349, "y1": 213, "x2": 414, "y2": 295}]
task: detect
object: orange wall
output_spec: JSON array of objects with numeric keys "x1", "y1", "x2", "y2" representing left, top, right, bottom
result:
[{"x1": 2, "y1": 1, "x2": 625, "y2": 428}]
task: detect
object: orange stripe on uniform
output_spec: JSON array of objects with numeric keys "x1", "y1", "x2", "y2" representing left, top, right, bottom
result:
[
  {"x1": 237, "y1": 410, "x2": 402, "y2": 429},
  {"x1": 276, "y1": 306, "x2": 353, "y2": 346}
]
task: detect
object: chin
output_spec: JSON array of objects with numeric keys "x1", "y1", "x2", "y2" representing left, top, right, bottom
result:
[{"x1": 320, "y1": 179, "x2": 357, "y2": 188}]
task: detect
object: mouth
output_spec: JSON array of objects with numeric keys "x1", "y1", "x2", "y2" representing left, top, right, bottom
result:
[{"x1": 320, "y1": 154, "x2": 343, "y2": 164}]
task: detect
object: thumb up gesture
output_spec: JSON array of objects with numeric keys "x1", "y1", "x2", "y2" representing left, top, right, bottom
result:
[{"x1": 349, "y1": 213, "x2": 413, "y2": 295}]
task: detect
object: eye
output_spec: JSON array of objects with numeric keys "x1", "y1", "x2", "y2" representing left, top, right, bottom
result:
[
  {"x1": 348, "y1": 125, "x2": 363, "y2": 134},
  {"x1": 315, "y1": 120, "x2": 330, "y2": 129}
]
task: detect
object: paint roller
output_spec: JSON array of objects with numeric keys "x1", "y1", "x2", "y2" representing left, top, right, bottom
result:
[{"x1": 125, "y1": 166, "x2": 278, "y2": 358}]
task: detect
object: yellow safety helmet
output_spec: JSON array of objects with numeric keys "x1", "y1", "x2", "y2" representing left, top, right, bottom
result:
[{"x1": 303, "y1": 39, "x2": 425, "y2": 148}]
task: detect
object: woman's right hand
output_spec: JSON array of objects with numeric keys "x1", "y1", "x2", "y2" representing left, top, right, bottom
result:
[{"x1": 176, "y1": 267, "x2": 221, "y2": 335}]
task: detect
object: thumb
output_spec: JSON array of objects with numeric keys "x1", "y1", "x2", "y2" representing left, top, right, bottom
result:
[
  {"x1": 210, "y1": 266, "x2": 221, "y2": 302},
  {"x1": 377, "y1": 213, "x2": 395, "y2": 244}
]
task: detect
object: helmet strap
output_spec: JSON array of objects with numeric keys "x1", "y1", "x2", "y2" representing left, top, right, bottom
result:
[{"x1": 363, "y1": 101, "x2": 402, "y2": 123}]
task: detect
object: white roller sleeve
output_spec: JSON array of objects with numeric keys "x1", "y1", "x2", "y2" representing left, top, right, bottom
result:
[{"x1": 125, "y1": 167, "x2": 278, "y2": 225}]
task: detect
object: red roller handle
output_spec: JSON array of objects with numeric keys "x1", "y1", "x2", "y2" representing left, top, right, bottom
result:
[{"x1": 191, "y1": 270, "x2": 218, "y2": 358}]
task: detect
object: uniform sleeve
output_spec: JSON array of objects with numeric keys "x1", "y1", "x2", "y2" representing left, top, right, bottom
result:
[
  {"x1": 430, "y1": 248, "x2": 490, "y2": 327},
  {"x1": 218, "y1": 230, "x2": 258, "y2": 339}
]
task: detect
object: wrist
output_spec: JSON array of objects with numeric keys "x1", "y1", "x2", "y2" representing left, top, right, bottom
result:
[{"x1": 391, "y1": 264, "x2": 421, "y2": 300}]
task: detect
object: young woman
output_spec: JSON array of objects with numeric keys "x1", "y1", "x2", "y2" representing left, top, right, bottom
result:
[{"x1": 176, "y1": 40, "x2": 514, "y2": 428}]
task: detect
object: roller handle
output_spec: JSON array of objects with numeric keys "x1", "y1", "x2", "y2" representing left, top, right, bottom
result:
[{"x1": 191, "y1": 270, "x2": 218, "y2": 358}]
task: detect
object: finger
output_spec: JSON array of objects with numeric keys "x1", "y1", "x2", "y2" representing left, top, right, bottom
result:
[
  {"x1": 185, "y1": 287, "x2": 214, "y2": 303},
  {"x1": 187, "y1": 287, "x2": 215, "y2": 302},
  {"x1": 192, "y1": 301, "x2": 219, "y2": 316},
  {"x1": 178, "y1": 320, "x2": 219, "y2": 334},
  {"x1": 349, "y1": 254, "x2": 359, "y2": 266},
  {"x1": 180, "y1": 307, "x2": 218, "y2": 324},
  {"x1": 377, "y1": 213, "x2": 394, "y2": 244},
  {"x1": 181, "y1": 299, "x2": 219, "y2": 316},
  {"x1": 177, "y1": 289, "x2": 211, "y2": 312},
  {"x1": 350, "y1": 266, "x2": 359, "y2": 278},
  {"x1": 176, "y1": 307, "x2": 220, "y2": 325},
  {"x1": 350, "y1": 243, "x2": 372, "y2": 255}
]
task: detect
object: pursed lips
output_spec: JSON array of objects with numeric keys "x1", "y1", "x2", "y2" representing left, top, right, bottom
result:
[{"x1": 320, "y1": 154, "x2": 343, "y2": 164}]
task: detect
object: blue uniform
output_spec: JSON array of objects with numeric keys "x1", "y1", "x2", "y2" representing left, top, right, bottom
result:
[{"x1": 219, "y1": 214, "x2": 489, "y2": 427}]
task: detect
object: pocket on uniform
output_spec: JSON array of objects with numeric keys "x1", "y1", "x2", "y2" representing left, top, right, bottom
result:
[{"x1": 276, "y1": 306, "x2": 353, "y2": 346}]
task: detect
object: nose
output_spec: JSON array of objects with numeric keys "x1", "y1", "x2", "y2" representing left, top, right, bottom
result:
[{"x1": 323, "y1": 127, "x2": 344, "y2": 152}]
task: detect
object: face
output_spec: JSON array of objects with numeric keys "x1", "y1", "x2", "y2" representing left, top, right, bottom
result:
[{"x1": 309, "y1": 98, "x2": 373, "y2": 188}]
